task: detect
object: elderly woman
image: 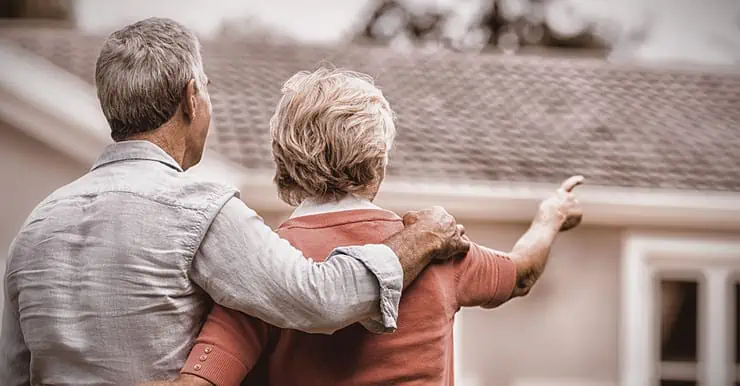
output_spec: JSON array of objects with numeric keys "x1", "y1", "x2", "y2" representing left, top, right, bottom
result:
[{"x1": 170, "y1": 68, "x2": 583, "y2": 385}]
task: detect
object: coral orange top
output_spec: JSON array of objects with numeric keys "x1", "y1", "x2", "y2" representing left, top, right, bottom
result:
[{"x1": 182, "y1": 208, "x2": 516, "y2": 386}]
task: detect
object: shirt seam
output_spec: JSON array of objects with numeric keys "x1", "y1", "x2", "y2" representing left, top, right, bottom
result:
[
  {"x1": 91, "y1": 157, "x2": 183, "y2": 173},
  {"x1": 185, "y1": 190, "x2": 238, "y2": 265}
]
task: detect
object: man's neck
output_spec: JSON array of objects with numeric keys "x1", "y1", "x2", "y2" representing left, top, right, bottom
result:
[{"x1": 127, "y1": 123, "x2": 187, "y2": 169}]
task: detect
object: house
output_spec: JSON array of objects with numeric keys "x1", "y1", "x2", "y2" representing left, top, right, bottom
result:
[{"x1": 1, "y1": 25, "x2": 739, "y2": 386}]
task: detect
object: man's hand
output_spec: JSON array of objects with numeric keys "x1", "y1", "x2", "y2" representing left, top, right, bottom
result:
[
  {"x1": 385, "y1": 206, "x2": 470, "y2": 288},
  {"x1": 402, "y1": 206, "x2": 470, "y2": 260},
  {"x1": 505, "y1": 176, "x2": 585, "y2": 297},
  {"x1": 535, "y1": 175, "x2": 585, "y2": 232}
]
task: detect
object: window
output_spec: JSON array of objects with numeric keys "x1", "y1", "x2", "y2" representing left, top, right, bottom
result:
[
  {"x1": 660, "y1": 382, "x2": 696, "y2": 386},
  {"x1": 621, "y1": 234, "x2": 740, "y2": 386},
  {"x1": 658, "y1": 277, "x2": 700, "y2": 384}
]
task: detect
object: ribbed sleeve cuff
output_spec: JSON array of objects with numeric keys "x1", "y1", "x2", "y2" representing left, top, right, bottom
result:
[
  {"x1": 180, "y1": 343, "x2": 248, "y2": 386},
  {"x1": 332, "y1": 243, "x2": 403, "y2": 334}
]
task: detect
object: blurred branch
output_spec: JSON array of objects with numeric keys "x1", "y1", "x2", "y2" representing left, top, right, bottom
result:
[
  {"x1": 360, "y1": 0, "x2": 604, "y2": 54},
  {"x1": 358, "y1": 0, "x2": 739, "y2": 66}
]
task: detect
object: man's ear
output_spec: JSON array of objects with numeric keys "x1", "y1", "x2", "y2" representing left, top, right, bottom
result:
[{"x1": 182, "y1": 79, "x2": 198, "y2": 122}]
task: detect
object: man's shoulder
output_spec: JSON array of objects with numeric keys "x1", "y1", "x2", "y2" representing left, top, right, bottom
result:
[
  {"x1": 59, "y1": 167, "x2": 239, "y2": 208},
  {"x1": 22, "y1": 169, "x2": 241, "y2": 238},
  {"x1": 169, "y1": 175, "x2": 240, "y2": 209}
]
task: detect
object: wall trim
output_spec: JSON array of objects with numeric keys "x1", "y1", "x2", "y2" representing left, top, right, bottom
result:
[
  {"x1": 620, "y1": 233, "x2": 740, "y2": 386},
  {"x1": 238, "y1": 171, "x2": 740, "y2": 230}
]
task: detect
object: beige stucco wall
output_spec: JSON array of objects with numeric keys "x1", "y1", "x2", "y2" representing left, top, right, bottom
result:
[
  {"x1": 454, "y1": 221, "x2": 740, "y2": 386},
  {"x1": 0, "y1": 121, "x2": 87, "y2": 315},
  {"x1": 455, "y1": 221, "x2": 622, "y2": 386}
]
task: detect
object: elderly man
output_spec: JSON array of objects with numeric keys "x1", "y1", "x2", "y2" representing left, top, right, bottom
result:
[{"x1": 0, "y1": 18, "x2": 469, "y2": 385}]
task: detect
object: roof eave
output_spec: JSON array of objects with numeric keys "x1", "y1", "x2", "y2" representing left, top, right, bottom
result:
[
  {"x1": 238, "y1": 171, "x2": 740, "y2": 231},
  {"x1": 0, "y1": 38, "x2": 110, "y2": 165},
  {"x1": 0, "y1": 38, "x2": 248, "y2": 189}
]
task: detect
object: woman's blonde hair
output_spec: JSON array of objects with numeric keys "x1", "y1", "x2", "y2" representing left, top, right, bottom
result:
[{"x1": 270, "y1": 68, "x2": 396, "y2": 206}]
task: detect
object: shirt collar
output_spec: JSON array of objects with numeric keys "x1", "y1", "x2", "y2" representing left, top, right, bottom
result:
[
  {"x1": 290, "y1": 195, "x2": 382, "y2": 219},
  {"x1": 91, "y1": 140, "x2": 184, "y2": 172}
]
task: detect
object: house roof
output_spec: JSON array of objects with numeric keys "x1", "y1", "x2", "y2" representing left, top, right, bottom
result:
[{"x1": 2, "y1": 26, "x2": 739, "y2": 193}]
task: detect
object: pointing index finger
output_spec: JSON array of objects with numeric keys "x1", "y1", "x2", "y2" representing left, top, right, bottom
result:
[{"x1": 560, "y1": 175, "x2": 585, "y2": 192}]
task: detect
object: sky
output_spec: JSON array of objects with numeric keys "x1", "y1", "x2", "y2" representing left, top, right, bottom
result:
[
  {"x1": 72, "y1": 0, "x2": 740, "y2": 66},
  {"x1": 72, "y1": 0, "x2": 376, "y2": 43}
]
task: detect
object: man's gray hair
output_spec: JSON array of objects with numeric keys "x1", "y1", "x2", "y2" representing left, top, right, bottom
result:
[{"x1": 95, "y1": 17, "x2": 206, "y2": 141}]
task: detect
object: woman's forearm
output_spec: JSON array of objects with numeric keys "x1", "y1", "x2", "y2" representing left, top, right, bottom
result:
[{"x1": 509, "y1": 220, "x2": 559, "y2": 297}]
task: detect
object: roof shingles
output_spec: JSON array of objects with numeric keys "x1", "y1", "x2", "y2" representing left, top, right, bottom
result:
[{"x1": 2, "y1": 27, "x2": 739, "y2": 192}]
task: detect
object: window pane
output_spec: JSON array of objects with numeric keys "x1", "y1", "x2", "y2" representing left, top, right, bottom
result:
[
  {"x1": 660, "y1": 280, "x2": 698, "y2": 362},
  {"x1": 660, "y1": 382, "x2": 696, "y2": 386}
]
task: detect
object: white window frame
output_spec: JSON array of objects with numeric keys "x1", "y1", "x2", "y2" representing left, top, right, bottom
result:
[{"x1": 621, "y1": 233, "x2": 740, "y2": 386}]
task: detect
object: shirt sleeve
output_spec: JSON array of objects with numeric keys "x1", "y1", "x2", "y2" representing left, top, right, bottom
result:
[
  {"x1": 189, "y1": 197, "x2": 403, "y2": 334},
  {"x1": 455, "y1": 243, "x2": 518, "y2": 309},
  {"x1": 0, "y1": 268, "x2": 31, "y2": 386},
  {"x1": 181, "y1": 305, "x2": 270, "y2": 385}
]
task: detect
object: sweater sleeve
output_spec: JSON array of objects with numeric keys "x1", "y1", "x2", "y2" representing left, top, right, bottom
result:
[
  {"x1": 455, "y1": 243, "x2": 518, "y2": 309},
  {"x1": 181, "y1": 305, "x2": 273, "y2": 385}
]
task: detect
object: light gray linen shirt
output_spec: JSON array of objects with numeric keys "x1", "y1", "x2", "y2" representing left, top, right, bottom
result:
[{"x1": 0, "y1": 141, "x2": 402, "y2": 385}]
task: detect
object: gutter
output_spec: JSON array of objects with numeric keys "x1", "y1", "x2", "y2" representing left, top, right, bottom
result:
[{"x1": 238, "y1": 171, "x2": 740, "y2": 231}]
